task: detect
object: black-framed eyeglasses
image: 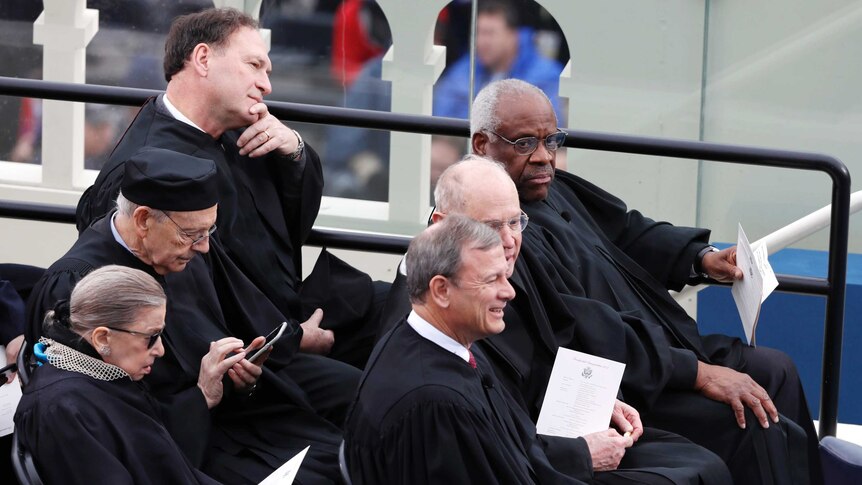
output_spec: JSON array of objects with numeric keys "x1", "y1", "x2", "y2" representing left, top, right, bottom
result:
[
  {"x1": 483, "y1": 211, "x2": 529, "y2": 233},
  {"x1": 105, "y1": 326, "x2": 163, "y2": 349},
  {"x1": 489, "y1": 130, "x2": 567, "y2": 156},
  {"x1": 160, "y1": 211, "x2": 217, "y2": 246}
]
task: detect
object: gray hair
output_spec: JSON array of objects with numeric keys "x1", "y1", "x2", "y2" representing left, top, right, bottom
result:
[
  {"x1": 406, "y1": 215, "x2": 501, "y2": 303},
  {"x1": 470, "y1": 78, "x2": 556, "y2": 136},
  {"x1": 45, "y1": 265, "x2": 166, "y2": 337},
  {"x1": 433, "y1": 154, "x2": 510, "y2": 213},
  {"x1": 116, "y1": 190, "x2": 168, "y2": 221}
]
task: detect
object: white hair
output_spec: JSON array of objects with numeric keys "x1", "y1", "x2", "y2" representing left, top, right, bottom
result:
[
  {"x1": 115, "y1": 191, "x2": 167, "y2": 221},
  {"x1": 470, "y1": 79, "x2": 556, "y2": 136}
]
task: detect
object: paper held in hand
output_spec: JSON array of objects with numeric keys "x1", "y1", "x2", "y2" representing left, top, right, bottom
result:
[
  {"x1": 730, "y1": 224, "x2": 779, "y2": 346},
  {"x1": 536, "y1": 347, "x2": 625, "y2": 439},
  {"x1": 0, "y1": 346, "x2": 23, "y2": 438},
  {"x1": 258, "y1": 445, "x2": 310, "y2": 485}
]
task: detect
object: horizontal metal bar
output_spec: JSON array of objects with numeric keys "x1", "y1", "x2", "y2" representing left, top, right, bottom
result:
[
  {"x1": 0, "y1": 76, "x2": 849, "y2": 437},
  {"x1": 0, "y1": 76, "x2": 849, "y2": 178},
  {"x1": 706, "y1": 274, "x2": 830, "y2": 296}
]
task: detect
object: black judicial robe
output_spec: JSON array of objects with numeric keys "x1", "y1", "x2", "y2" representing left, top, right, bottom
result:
[
  {"x1": 75, "y1": 96, "x2": 376, "y2": 364},
  {"x1": 27, "y1": 215, "x2": 352, "y2": 485},
  {"x1": 348, "y1": 320, "x2": 733, "y2": 485},
  {"x1": 508, "y1": 169, "x2": 814, "y2": 484},
  {"x1": 15, "y1": 346, "x2": 219, "y2": 485}
]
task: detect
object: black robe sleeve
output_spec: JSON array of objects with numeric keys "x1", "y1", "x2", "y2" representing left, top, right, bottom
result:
[
  {"x1": 490, "y1": 240, "x2": 698, "y2": 415},
  {"x1": 347, "y1": 389, "x2": 583, "y2": 485},
  {"x1": 555, "y1": 170, "x2": 710, "y2": 291},
  {"x1": 0, "y1": 279, "x2": 25, "y2": 346},
  {"x1": 28, "y1": 400, "x2": 137, "y2": 485}
]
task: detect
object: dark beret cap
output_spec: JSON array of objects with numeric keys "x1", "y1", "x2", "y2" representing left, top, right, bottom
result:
[{"x1": 121, "y1": 147, "x2": 219, "y2": 211}]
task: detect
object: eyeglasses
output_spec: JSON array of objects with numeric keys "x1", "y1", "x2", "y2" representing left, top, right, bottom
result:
[
  {"x1": 105, "y1": 326, "x2": 163, "y2": 349},
  {"x1": 483, "y1": 211, "x2": 529, "y2": 233},
  {"x1": 489, "y1": 130, "x2": 567, "y2": 156},
  {"x1": 160, "y1": 211, "x2": 217, "y2": 246}
]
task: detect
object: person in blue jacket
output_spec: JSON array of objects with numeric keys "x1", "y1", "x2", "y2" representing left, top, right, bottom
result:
[{"x1": 433, "y1": 0, "x2": 564, "y2": 122}]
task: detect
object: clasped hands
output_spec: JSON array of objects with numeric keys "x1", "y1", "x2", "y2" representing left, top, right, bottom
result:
[{"x1": 583, "y1": 399, "x2": 643, "y2": 471}]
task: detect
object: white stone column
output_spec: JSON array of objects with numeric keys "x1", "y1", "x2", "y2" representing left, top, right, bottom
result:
[
  {"x1": 376, "y1": 0, "x2": 449, "y2": 228},
  {"x1": 32, "y1": 0, "x2": 98, "y2": 189}
]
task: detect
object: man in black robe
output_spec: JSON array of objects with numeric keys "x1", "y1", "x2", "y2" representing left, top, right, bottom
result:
[
  {"x1": 350, "y1": 214, "x2": 731, "y2": 484},
  {"x1": 75, "y1": 7, "x2": 381, "y2": 367},
  {"x1": 469, "y1": 78, "x2": 817, "y2": 483},
  {"x1": 28, "y1": 149, "x2": 353, "y2": 484}
]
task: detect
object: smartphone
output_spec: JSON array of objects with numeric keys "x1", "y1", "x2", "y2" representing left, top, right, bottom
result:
[
  {"x1": 247, "y1": 321, "x2": 288, "y2": 363},
  {"x1": 0, "y1": 362, "x2": 17, "y2": 385}
]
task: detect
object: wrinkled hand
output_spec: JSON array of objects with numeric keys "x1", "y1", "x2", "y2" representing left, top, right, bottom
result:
[
  {"x1": 227, "y1": 336, "x2": 266, "y2": 392},
  {"x1": 3, "y1": 334, "x2": 24, "y2": 384},
  {"x1": 197, "y1": 338, "x2": 246, "y2": 409},
  {"x1": 695, "y1": 361, "x2": 779, "y2": 429},
  {"x1": 701, "y1": 246, "x2": 743, "y2": 282},
  {"x1": 237, "y1": 103, "x2": 301, "y2": 158},
  {"x1": 299, "y1": 309, "x2": 334, "y2": 355},
  {"x1": 583, "y1": 429, "x2": 633, "y2": 471},
  {"x1": 610, "y1": 399, "x2": 643, "y2": 443}
]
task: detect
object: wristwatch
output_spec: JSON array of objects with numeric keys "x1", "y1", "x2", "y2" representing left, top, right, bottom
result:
[
  {"x1": 695, "y1": 245, "x2": 720, "y2": 278},
  {"x1": 286, "y1": 129, "x2": 304, "y2": 161}
]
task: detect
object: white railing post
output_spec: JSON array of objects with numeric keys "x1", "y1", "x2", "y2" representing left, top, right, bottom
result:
[
  {"x1": 33, "y1": 0, "x2": 98, "y2": 190},
  {"x1": 375, "y1": 0, "x2": 449, "y2": 230}
]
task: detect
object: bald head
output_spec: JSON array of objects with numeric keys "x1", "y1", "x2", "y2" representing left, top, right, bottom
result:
[{"x1": 433, "y1": 155, "x2": 523, "y2": 276}]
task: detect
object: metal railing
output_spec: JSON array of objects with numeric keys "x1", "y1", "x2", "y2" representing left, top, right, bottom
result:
[{"x1": 0, "y1": 76, "x2": 851, "y2": 438}]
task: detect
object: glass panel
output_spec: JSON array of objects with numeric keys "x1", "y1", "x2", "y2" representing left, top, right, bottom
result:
[
  {"x1": 0, "y1": 4, "x2": 42, "y2": 164},
  {"x1": 276, "y1": 0, "x2": 394, "y2": 202},
  {"x1": 426, "y1": 0, "x2": 569, "y2": 194},
  {"x1": 700, "y1": 0, "x2": 862, "y2": 252},
  {"x1": 432, "y1": 0, "x2": 569, "y2": 123}
]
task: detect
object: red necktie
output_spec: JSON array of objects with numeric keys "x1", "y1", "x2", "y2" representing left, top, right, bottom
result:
[{"x1": 468, "y1": 350, "x2": 477, "y2": 369}]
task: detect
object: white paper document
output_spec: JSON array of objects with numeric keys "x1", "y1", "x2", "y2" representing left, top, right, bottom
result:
[
  {"x1": 0, "y1": 346, "x2": 23, "y2": 437},
  {"x1": 730, "y1": 224, "x2": 778, "y2": 345},
  {"x1": 258, "y1": 445, "x2": 309, "y2": 485},
  {"x1": 536, "y1": 347, "x2": 625, "y2": 439}
]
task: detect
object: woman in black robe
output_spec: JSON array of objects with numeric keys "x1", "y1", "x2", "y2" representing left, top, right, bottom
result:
[{"x1": 14, "y1": 265, "x2": 241, "y2": 485}]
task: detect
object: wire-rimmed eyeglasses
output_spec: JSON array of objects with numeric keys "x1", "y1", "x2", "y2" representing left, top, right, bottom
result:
[
  {"x1": 160, "y1": 211, "x2": 217, "y2": 246},
  {"x1": 483, "y1": 211, "x2": 529, "y2": 233},
  {"x1": 489, "y1": 130, "x2": 567, "y2": 156}
]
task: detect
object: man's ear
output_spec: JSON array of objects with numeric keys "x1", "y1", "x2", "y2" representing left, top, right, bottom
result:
[
  {"x1": 132, "y1": 206, "x2": 153, "y2": 238},
  {"x1": 190, "y1": 42, "x2": 213, "y2": 77},
  {"x1": 472, "y1": 132, "x2": 489, "y2": 155},
  {"x1": 430, "y1": 212, "x2": 445, "y2": 225},
  {"x1": 427, "y1": 275, "x2": 451, "y2": 308}
]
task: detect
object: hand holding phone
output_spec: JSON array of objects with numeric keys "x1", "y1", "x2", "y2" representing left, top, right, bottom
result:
[{"x1": 248, "y1": 322, "x2": 288, "y2": 363}]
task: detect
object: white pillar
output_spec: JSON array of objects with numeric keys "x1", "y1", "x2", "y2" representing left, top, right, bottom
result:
[
  {"x1": 376, "y1": 0, "x2": 449, "y2": 228},
  {"x1": 33, "y1": 0, "x2": 98, "y2": 189}
]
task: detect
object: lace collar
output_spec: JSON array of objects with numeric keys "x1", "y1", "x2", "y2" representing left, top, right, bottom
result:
[{"x1": 40, "y1": 338, "x2": 131, "y2": 382}]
